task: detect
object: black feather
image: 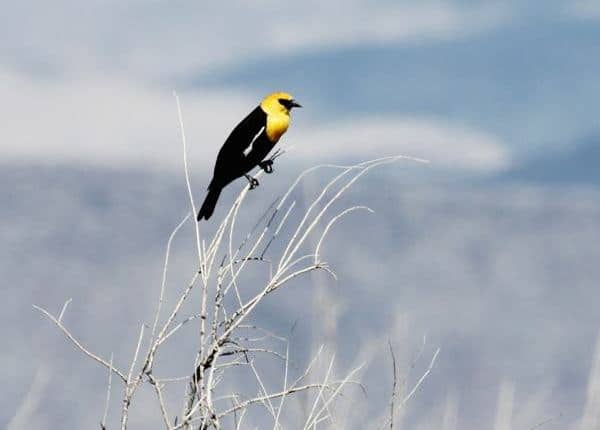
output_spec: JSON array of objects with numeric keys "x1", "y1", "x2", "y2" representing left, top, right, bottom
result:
[{"x1": 197, "y1": 187, "x2": 222, "y2": 221}]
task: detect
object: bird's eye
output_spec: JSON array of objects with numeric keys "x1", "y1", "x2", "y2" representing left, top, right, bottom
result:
[{"x1": 278, "y1": 98, "x2": 292, "y2": 109}]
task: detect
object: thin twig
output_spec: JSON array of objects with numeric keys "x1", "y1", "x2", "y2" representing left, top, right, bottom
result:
[
  {"x1": 33, "y1": 304, "x2": 127, "y2": 382},
  {"x1": 401, "y1": 348, "x2": 440, "y2": 406},
  {"x1": 528, "y1": 413, "x2": 562, "y2": 429},
  {"x1": 148, "y1": 373, "x2": 173, "y2": 429},
  {"x1": 100, "y1": 353, "x2": 114, "y2": 429},
  {"x1": 152, "y1": 213, "x2": 191, "y2": 341},
  {"x1": 315, "y1": 206, "x2": 373, "y2": 264},
  {"x1": 218, "y1": 382, "x2": 355, "y2": 419},
  {"x1": 379, "y1": 347, "x2": 440, "y2": 430},
  {"x1": 127, "y1": 325, "x2": 145, "y2": 386},
  {"x1": 274, "y1": 341, "x2": 290, "y2": 429},
  {"x1": 388, "y1": 342, "x2": 398, "y2": 430},
  {"x1": 303, "y1": 363, "x2": 365, "y2": 429},
  {"x1": 249, "y1": 359, "x2": 278, "y2": 420},
  {"x1": 173, "y1": 91, "x2": 202, "y2": 265},
  {"x1": 58, "y1": 298, "x2": 72, "y2": 323},
  {"x1": 121, "y1": 325, "x2": 146, "y2": 429},
  {"x1": 305, "y1": 355, "x2": 336, "y2": 428}
]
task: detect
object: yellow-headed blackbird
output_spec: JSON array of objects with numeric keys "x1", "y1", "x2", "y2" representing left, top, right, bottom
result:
[{"x1": 197, "y1": 92, "x2": 301, "y2": 221}]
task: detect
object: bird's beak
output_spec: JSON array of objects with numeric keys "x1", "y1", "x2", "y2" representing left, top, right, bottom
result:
[{"x1": 290, "y1": 100, "x2": 302, "y2": 108}]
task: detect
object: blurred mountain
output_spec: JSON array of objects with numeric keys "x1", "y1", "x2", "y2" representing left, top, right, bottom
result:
[{"x1": 3, "y1": 163, "x2": 600, "y2": 428}]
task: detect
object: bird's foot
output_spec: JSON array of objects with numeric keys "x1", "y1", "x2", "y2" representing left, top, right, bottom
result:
[
  {"x1": 244, "y1": 174, "x2": 259, "y2": 190},
  {"x1": 259, "y1": 159, "x2": 274, "y2": 174}
]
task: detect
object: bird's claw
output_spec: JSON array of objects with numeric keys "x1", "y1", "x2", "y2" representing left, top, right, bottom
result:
[
  {"x1": 259, "y1": 159, "x2": 274, "y2": 174},
  {"x1": 245, "y1": 175, "x2": 259, "y2": 190}
]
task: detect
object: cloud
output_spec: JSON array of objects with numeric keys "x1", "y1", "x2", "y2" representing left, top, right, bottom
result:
[
  {"x1": 0, "y1": 0, "x2": 512, "y2": 173},
  {"x1": 0, "y1": 70, "x2": 510, "y2": 172},
  {"x1": 0, "y1": 1, "x2": 510, "y2": 79},
  {"x1": 0, "y1": 70, "x2": 254, "y2": 170},
  {"x1": 568, "y1": 0, "x2": 600, "y2": 19},
  {"x1": 293, "y1": 117, "x2": 511, "y2": 171},
  {"x1": 261, "y1": 1, "x2": 511, "y2": 51}
]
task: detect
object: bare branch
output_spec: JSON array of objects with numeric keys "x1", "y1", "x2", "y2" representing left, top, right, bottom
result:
[
  {"x1": 379, "y1": 347, "x2": 440, "y2": 430},
  {"x1": 40, "y1": 153, "x2": 432, "y2": 429},
  {"x1": 33, "y1": 303, "x2": 127, "y2": 382},
  {"x1": 274, "y1": 341, "x2": 290, "y2": 429},
  {"x1": 100, "y1": 353, "x2": 114, "y2": 430},
  {"x1": 528, "y1": 413, "x2": 563, "y2": 429},
  {"x1": 148, "y1": 373, "x2": 173, "y2": 429},
  {"x1": 314, "y1": 206, "x2": 373, "y2": 264},
  {"x1": 388, "y1": 342, "x2": 398, "y2": 430},
  {"x1": 127, "y1": 325, "x2": 145, "y2": 386},
  {"x1": 121, "y1": 325, "x2": 146, "y2": 429},
  {"x1": 217, "y1": 382, "x2": 355, "y2": 419},
  {"x1": 58, "y1": 298, "x2": 72, "y2": 323},
  {"x1": 152, "y1": 213, "x2": 191, "y2": 340},
  {"x1": 249, "y1": 359, "x2": 278, "y2": 420},
  {"x1": 401, "y1": 347, "x2": 440, "y2": 406},
  {"x1": 147, "y1": 270, "x2": 200, "y2": 370},
  {"x1": 303, "y1": 363, "x2": 366, "y2": 429},
  {"x1": 173, "y1": 92, "x2": 202, "y2": 265},
  {"x1": 305, "y1": 354, "x2": 336, "y2": 428}
]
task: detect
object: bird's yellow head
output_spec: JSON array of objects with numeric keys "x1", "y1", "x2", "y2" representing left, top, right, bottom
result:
[{"x1": 260, "y1": 92, "x2": 302, "y2": 116}]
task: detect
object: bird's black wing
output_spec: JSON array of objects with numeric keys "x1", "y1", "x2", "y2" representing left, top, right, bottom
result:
[
  {"x1": 220, "y1": 106, "x2": 267, "y2": 154},
  {"x1": 210, "y1": 106, "x2": 267, "y2": 188}
]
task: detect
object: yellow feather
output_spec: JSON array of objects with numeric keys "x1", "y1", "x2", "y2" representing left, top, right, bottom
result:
[
  {"x1": 265, "y1": 114, "x2": 290, "y2": 143},
  {"x1": 260, "y1": 92, "x2": 294, "y2": 143}
]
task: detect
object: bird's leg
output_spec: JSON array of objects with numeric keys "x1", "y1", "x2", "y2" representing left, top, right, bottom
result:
[
  {"x1": 259, "y1": 159, "x2": 274, "y2": 174},
  {"x1": 244, "y1": 174, "x2": 259, "y2": 190}
]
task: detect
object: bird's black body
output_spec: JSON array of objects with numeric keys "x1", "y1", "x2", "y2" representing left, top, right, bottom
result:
[
  {"x1": 197, "y1": 106, "x2": 273, "y2": 220},
  {"x1": 197, "y1": 92, "x2": 301, "y2": 221},
  {"x1": 210, "y1": 106, "x2": 273, "y2": 189}
]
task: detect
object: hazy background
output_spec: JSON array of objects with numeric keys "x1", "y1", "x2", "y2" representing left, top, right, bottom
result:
[{"x1": 2, "y1": 1, "x2": 600, "y2": 428}]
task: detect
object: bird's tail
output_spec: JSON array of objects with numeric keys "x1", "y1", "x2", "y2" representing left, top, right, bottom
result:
[{"x1": 197, "y1": 187, "x2": 222, "y2": 221}]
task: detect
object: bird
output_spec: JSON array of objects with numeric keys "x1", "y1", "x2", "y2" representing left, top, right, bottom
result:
[{"x1": 197, "y1": 92, "x2": 302, "y2": 221}]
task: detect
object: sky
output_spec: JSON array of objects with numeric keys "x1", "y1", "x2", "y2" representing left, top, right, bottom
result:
[
  {"x1": 3, "y1": 0, "x2": 599, "y2": 174},
  {"x1": 3, "y1": 1, "x2": 600, "y2": 429}
]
